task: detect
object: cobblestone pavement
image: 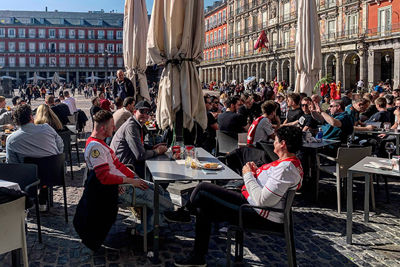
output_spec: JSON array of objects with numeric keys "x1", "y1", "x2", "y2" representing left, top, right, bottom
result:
[{"x1": 1, "y1": 93, "x2": 400, "y2": 266}]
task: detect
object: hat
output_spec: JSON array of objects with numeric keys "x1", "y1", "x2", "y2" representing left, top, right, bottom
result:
[{"x1": 135, "y1": 100, "x2": 151, "y2": 110}]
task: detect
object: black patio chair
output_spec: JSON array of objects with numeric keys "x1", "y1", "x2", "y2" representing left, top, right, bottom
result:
[
  {"x1": 24, "y1": 153, "x2": 68, "y2": 223},
  {"x1": 58, "y1": 129, "x2": 74, "y2": 180},
  {"x1": 0, "y1": 163, "x2": 42, "y2": 243},
  {"x1": 226, "y1": 190, "x2": 297, "y2": 267},
  {"x1": 216, "y1": 130, "x2": 238, "y2": 157}
]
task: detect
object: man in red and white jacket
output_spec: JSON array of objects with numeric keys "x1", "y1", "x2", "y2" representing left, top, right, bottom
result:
[{"x1": 166, "y1": 126, "x2": 303, "y2": 267}]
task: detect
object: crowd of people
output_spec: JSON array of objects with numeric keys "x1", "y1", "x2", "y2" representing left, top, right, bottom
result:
[{"x1": 3, "y1": 70, "x2": 400, "y2": 266}]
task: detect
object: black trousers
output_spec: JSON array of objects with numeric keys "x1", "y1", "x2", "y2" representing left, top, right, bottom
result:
[{"x1": 187, "y1": 182, "x2": 283, "y2": 257}]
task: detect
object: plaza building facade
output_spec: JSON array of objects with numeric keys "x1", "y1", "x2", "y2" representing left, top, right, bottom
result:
[
  {"x1": 200, "y1": 0, "x2": 400, "y2": 91},
  {"x1": 199, "y1": 0, "x2": 228, "y2": 84},
  {"x1": 0, "y1": 10, "x2": 123, "y2": 85}
]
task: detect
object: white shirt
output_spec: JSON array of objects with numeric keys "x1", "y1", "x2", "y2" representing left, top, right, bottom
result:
[{"x1": 62, "y1": 97, "x2": 77, "y2": 114}]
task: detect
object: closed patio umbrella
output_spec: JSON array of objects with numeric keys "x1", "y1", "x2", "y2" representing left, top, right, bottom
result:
[
  {"x1": 123, "y1": 0, "x2": 150, "y2": 101},
  {"x1": 52, "y1": 72, "x2": 60, "y2": 84},
  {"x1": 295, "y1": 0, "x2": 322, "y2": 96},
  {"x1": 33, "y1": 72, "x2": 38, "y2": 84},
  {"x1": 147, "y1": 0, "x2": 207, "y2": 132}
]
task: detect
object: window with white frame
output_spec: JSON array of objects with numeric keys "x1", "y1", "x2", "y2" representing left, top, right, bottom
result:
[
  {"x1": 117, "y1": 57, "x2": 123, "y2": 67},
  {"x1": 116, "y1": 31, "x2": 123, "y2": 39},
  {"x1": 327, "y1": 19, "x2": 336, "y2": 39},
  {"x1": 89, "y1": 57, "x2": 95, "y2": 67},
  {"x1": 19, "y1": 42, "x2": 25, "y2": 52},
  {"x1": 230, "y1": 46, "x2": 234, "y2": 57},
  {"x1": 223, "y1": 10, "x2": 226, "y2": 21},
  {"x1": 98, "y1": 30, "x2": 105, "y2": 39},
  {"x1": 8, "y1": 42, "x2": 15, "y2": 52},
  {"x1": 49, "y1": 29, "x2": 56, "y2": 38},
  {"x1": 327, "y1": 0, "x2": 335, "y2": 8},
  {"x1": 262, "y1": 11, "x2": 267, "y2": 28},
  {"x1": 39, "y1": 42, "x2": 45, "y2": 52},
  {"x1": 0, "y1": 28, "x2": 5, "y2": 37},
  {"x1": 29, "y1": 57, "x2": 35, "y2": 67},
  {"x1": 218, "y1": 48, "x2": 221, "y2": 58},
  {"x1": 107, "y1": 30, "x2": 114, "y2": 40},
  {"x1": 0, "y1": 57, "x2": 5, "y2": 67},
  {"x1": 0, "y1": 42, "x2": 4, "y2": 52},
  {"x1": 218, "y1": 29, "x2": 221, "y2": 42},
  {"x1": 108, "y1": 57, "x2": 114, "y2": 67},
  {"x1": 19, "y1": 57, "x2": 26, "y2": 67},
  {"x1": 38, "y1": 29, "x2": 45, "y2": 38},
  {"x1": 347, "y1": 14, "x2": 358, "y2": 35},
  {"x1": 88, "y1": 30, "x2": 95, "y2": 39},
  {"x1": 78, "y1": 43, "x2": 85, "y2": 53},
  {"x1": 218, "y1": 12, "x2": 221, "y2": 24},
  {"x1": 69, "y1": 29, "x2": 75, "y2": 39},
  {"x1": 59, "y1": 43, "x2": 66, "y2": 53},
  {"x1": 223, "y1": 28, "x2": 226, "y2": 41},
  {"x1": 28, "y1": 29, "x2": 36, "y2": 38},
  {"x1": 49, "y1": 57, "x2": 56, "y2": 67},
  {"x1": 78, "y1": 30, "x2": 85, "y2": 39},
  {"x1": 18, "y1": 28, "x2": 25, "y2": 38},
  {"x1": 107, "y1": 43, "x2": 114, "y2": 52},
  {"x1": 79, "y1": 57, "x2": 85, "y2": 67},
  {"x1": 283, "y1": 2, "x2": 290, "y2": 21},
  {"x1": 244, "y1": 41, "x2": 249, "y2": 53},
  {"x1": 49, "y1": 42, "x2": 56, "y2": 52},
  {"x1": 9, "y1": 57, "x2": 16, "y2": 67},
  {"x1": 59, "y1": 57, "x2": 66, "y2": 67},
  {"x1": 69, "y1": 57, "x2": 76, "y2": 67},
  {"x1": 236, "y1": 43, "x2": 241, "y2": 55},
  {"x1": 98, "y1": 43, "x2": 104, "y2": 53},
  {"x1": 98, "y1": 57, "x2": 104, "y2": 67},
  {"x1": 116, "y1": 43, "x2": 123, "y2": 53},
  {"x1": 206, "y1": 34, "x2": 208, "y2": 46},
  {"x1": 88, "y1": 43, "x2": 95, "y2": 53},
  {"x1": 8, "y1": 28, "x2": 16, "y2": 37},
  {"x1": 378, "y1": 6, "x2": 392, "y2": 36},
  {"x1": 69, "y1": 43, "x2": 75, "y2": 53},
  {"x1": 59, "y1": 29, "x2": 66, "y2": 38},
  {"x1": 237, "y1": 21, "x2": 241, "y2": 34},
  {"x1": 283, "y1": 31, "x2": 290, "y2": 48},
  {"x1": 222, "y1": 47, "x2": 226, "y2": 57}
]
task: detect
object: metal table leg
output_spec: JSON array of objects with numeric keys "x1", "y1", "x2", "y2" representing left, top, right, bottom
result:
[
  {"x1": 396, "y1": 135, "x2": 399, "y2": 155},
  {"x1": 152, "y1": 181, "x2": 160, "y2": 264},
  {"x1": 346, "y1": 171, "x2": 353, "y2": 244},
  {"x1": 364, "y1": 174, "x2": 370, "y2": 223}
]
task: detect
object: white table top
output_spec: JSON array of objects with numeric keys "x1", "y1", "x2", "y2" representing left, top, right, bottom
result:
[
  {"x1": 354, "y1": 129, "x2": 400, "y2": 136},
  {"x1": 146, "y1": 147, "x2": 243, "y2": 182},
  {"x1": 0, "y1": 179, "x2": 20, "y2": 191},
  {"x1": 348, "y1": 156, "x2": 400, "y2": 177}
]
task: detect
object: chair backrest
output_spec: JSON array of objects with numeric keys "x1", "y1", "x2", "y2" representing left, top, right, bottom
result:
[
  {"x1": 238, "y1": 133, "x2": 247, "y2": 146},
  {"x1": 336, "y1": 146, "x2": 372, "y2": 178},
  {"x1": 57, "y1": 129, "x2": 72, "y2": 154},
  {"x1": 284, "y1": 190, "x2": 296, "y2": 224},
  {"x1": 0, "y1": 197, "x2": 27, "y2": 255},
  {"x1": 0, "y1": 163, "x2": 38, "y2": 196},
  {"x1": 216, "y1": 130, "x2": 238, "y2": 155},
  {"x1": 24, "y1": 153, "x2": 65, "y2": 187}
]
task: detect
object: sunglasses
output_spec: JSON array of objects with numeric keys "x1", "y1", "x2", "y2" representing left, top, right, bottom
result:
[
  {"x1": 329, "y1": 105, "x2": 338, "y2": 108},
  {"x1": 396, "y1": 106, "x2": 400, "y2": 109},
  {"x1": 138, "y1": 109, "x2": 150, "y2": 115},
  {"x1": 301, "y1": 104, "x2": 308, "y2": 107}
]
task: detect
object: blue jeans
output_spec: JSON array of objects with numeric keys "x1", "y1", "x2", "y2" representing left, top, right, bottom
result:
[{"x1": 118, "y1": 181, "x2": 173, "y2": 234}]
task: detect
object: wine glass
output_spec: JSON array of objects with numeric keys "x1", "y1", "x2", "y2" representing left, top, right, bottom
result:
[{"x1": 385, "y1": 142, "x2": 395, "y2": 159}]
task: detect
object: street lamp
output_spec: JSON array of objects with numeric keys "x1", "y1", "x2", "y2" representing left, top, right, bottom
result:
[
  {"x1": 352, "y1": 56, "x2": 359, "y2": 65},
  {"x1": 385, "y1": 54, "x2": 391, "y2": 63},
  {"x1": 102, "y1": 49, "x2": 110, "y2": 81}
]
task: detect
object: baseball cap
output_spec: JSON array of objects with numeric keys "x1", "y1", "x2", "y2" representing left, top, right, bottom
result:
[{"x1": 135, "y1": 100, "x2": 151, "y2": 110}]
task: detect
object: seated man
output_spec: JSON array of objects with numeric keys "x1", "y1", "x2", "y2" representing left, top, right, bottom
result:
[
  {"x1": 217, "y1": 96, "x2": 249, "y2": 138},
  {"x1": 73, "y1": 110, "x2": 172, "y2": 251},
  {"x1": 298, "y1": 97, "x2": 319, "y2": 134},
  {"x1": 45, "y1": 95, "x2": 71, "y2": 125},
  {"x1": 6, "y1": 104, "x2": 64, "y2": 210},
  {"x1": 99, "y1": 91, "x2": 114, "y2": 112},
  {"x1": 365, "y1": 97, "x2": 391, "y2": 127},
  {"x1": 110, "y1": 101, "x2": 167, "y2": 178},
  {"x1": 311, "y1": 99, "x2": 353, "y2": 143},
  {"x1": 247, "y1": 100, "x2": 279, "y2": 145},
  {"x1": 281, "y1": 93, "x2": 304, "y2": 126},
  {"x1": 113, "y1": 96, "x2": 135, "y2": 131},
  {"x1": 62, "y1": 90, "x2": 77, "y2": 114},
  {"x1": 345, "y1": 98, "x2": 374, "y2": 131},
  {"x1": 165, "y1": 126, "x2": 304, "y2": 266}
]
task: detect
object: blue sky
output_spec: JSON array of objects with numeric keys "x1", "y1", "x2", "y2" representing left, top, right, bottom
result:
[{"x1": 0, "y1": 0, "x2": 216, "y2": 14}]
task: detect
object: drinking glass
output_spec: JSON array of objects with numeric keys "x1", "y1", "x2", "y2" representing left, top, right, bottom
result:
[
  {"x1": 384, "y1": 122, "x2": 391, "y2": 132},
  {"x1": 385, "y1": 142, "x2": 395, "y2": 159}
]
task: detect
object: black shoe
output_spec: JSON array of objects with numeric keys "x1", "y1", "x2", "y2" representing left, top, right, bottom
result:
[
  {"x1": 164, "y1": 207, "x2": 191, "y2": 223},
  {"x1": 174, "y1": 254, "x2": 206, "y2": 267}
]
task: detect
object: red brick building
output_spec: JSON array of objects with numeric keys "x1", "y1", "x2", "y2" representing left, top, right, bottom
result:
[
  {"x1": 0, "y1": 10, "x2": 123, "y2": 85},
  {"x1": 200, "y1": 0, "x2": 228, "y2": 83}
]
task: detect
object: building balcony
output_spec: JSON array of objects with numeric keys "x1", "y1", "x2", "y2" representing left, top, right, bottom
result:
[
  {"x1": 365, "y1": 23, "x2": 400, "y2": 39},
  {"x1": 201, "y1": 56, "x2": 227, "y2": 65},
  {"x1": 280, "y1": 11, "x2": 297, "y2": 23}
]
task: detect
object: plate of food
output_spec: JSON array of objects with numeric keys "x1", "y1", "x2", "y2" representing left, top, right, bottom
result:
[{"x1": 201, "y1": 162, "x2": 223, "y2": 170}]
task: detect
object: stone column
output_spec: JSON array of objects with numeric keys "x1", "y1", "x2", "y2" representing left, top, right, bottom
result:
[
  {"x1": 75, "y1": 71, "x2": 79, "y2": 87},
  {"x1": 335, "y1": 53, "x2": 342, "y2": 84},
  {"x1": 256, "y1": 62, "x2": 260, "y2": 80},
  {"x1": 367, "y1": 50, "x2": 377, "y2": 90},
  {"x1": 239, "y1": 65, "x2": 242, "y2": 82},
  {"x1": 289, "y1": 57, "x2": 295, "y2": 87},
  {"x1": 276, "y1": 61, "x2": 281, "y2": 81},
  {"x1": 265, "y1": 61, "x2": 270, "y2": 81},
  {"x1": 16, "y1": 71, "x2": 19, "y2": 80},
  {"x1": 66, "y1": 71, "x2": 70, "y2": 83},
  {"x1": 394, "y1": 48, "x2": 400, "y2": 89},
  {"x1": 359, "y1": 51, "x2": 368, "y2": 85},
  {"x1": 26, "y1": 71, "x2": 29, "y2": 80},
  {"x1": 46, "y1": 71, "x2": 49, "y2": 79}
]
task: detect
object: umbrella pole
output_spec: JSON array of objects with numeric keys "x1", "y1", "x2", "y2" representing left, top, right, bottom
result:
[{"x1": 175, "y1": 109, "x2": 184, "y2": 144}]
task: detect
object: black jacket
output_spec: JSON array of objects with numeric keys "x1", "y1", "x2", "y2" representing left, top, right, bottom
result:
[
  {"x1": 73, "y1": 170, "x2": 119, "y2": 251},
  {"x1": 112, "y1": 77, "x2": 135, "y2": 101},
  {"x1": 52, "y1": 103, "x2": 71, "y2": 125}
]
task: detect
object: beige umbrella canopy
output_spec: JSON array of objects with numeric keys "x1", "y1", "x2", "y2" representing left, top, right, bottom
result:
[
  {"x1": 295, "y1": 0, "x2": 322, "y2": 97},
  {"x1": 123, "y1": 0, "x2": 150, "y2": 101},
  {"x1": 147, "y1": 0, "x2": 207, "y2": 131}
]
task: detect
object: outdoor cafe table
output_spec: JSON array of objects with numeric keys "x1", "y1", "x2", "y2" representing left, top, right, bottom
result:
[
  {"x1": 302, "y1": 139, "x2": 341, "y2": 201},
  {"x1": 354, "y1": 129, "x2": 400, "y2": 154},
  {"x1": 0, "y1": 179, "x2": 20, "y2": 190},
  {"x1": 145, "y1": 147, "x2": 243, "y2": 262},
  {"x1": 346, "y1": 156, "x2": 400, "y2": 244}
]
